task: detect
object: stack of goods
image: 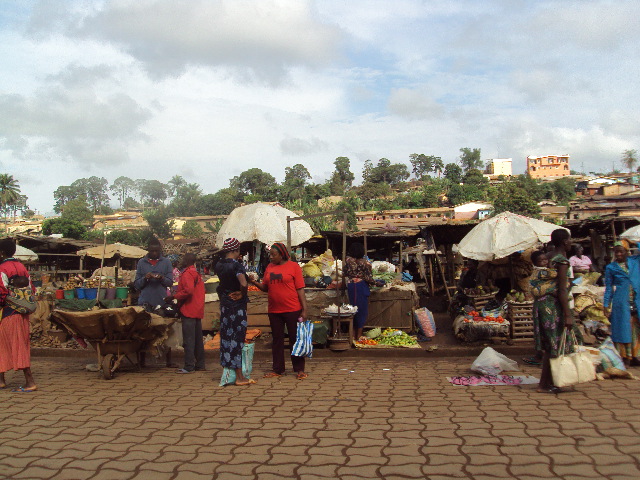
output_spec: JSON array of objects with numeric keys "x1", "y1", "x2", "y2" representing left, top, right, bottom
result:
[
  {"x1": 505, "y1": 290, "x2": 534, "y2": 342},
  {"x1": 355, "y1": 327, "x2": 418, "y2": 348},
  {"x1": 371, "y1": 261, "x2": 397, "y2": 285},
  {"x1": 301, "y1": 250, "x2": 341, "y2": 288},
  {"x1": 453, "y1": 303, "x2": 510, "y2": 343},
  {"x1": 64, "y1": 278, "x2": 83, "y2": 291},
  {"x1": 463, "y1": 287, "x2": 497, "y2": 310}
]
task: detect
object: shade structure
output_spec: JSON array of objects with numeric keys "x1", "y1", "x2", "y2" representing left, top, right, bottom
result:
[
  {"x1": 14, "y1": 245, "x2": 38, "y2": 262},
  {"x1": 620, "y1": 225, "x2": 640, "y2": 243},
  {"x1": 76, "y1": 243, "x2": 147, "y2": 259},
  {"x1": 457, "y1": 211, "x2": 569, "y2": 261},
  {"x1": 215, "y1": 203, "x2": 314, "y2": 248}
]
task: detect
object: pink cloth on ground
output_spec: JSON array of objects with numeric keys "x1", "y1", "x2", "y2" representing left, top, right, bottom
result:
[{"x1": 0, "y1": 312, "x2": 31, "y2": 372}]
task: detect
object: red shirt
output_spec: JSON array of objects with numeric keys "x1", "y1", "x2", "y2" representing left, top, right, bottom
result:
[
  {"x1": 174, "y1": 265, "x2": 205, "y2": 319},
  {"x1": 0, "y1": 259, "x2": 34, "y2": 306},
  {"x1": 262, "y1": 261, "x2": 305, "y2": 313}
]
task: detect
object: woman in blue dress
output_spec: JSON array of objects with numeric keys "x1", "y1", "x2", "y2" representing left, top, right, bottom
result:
[
  {"x1": 604, "y1": 243, "x2": 640, "y2": 366},
  {"x1": 214, "y1": 238, "x2": 256, "y2": 385}
]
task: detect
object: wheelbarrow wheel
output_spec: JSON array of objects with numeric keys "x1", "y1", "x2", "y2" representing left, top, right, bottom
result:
[{"x1": 102, "y1": 354, "x2": 116, "y2": 380}]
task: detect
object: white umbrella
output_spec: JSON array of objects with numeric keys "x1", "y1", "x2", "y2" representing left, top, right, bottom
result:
[
  {"x1": 76, "y1": 243, "x2": 147, "y2": 259},
  {"x1": 14, "y1": 245, "x2": 38, "y2": 262},
  {"x1": 215, "y1": 203, "x2": 314, "y2": 248},
  {"x1": 458, "y1": 211, "x2": 569, "y2": 261},
  {"x1": 620, "y1": 225, "x2": 640, "y2": 243}
]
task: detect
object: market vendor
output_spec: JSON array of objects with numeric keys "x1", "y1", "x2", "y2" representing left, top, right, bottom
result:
[
  {"x1": 134, "y1": 238, "x2": 176, "y2": 368},
  {"x1": 343, "y1": 242, "x2": 377, "y2": 340},
  {"x1": 570, "y1": 245, "x2": 593, "y2": 274}
]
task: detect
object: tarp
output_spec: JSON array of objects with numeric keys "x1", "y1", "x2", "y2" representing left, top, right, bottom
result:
[
  {"x1": 76, "y1": 243, "x2": 147, "y2": 259},
  {"x1": 458, "y1": 211, "x2": 569, "y2": 261},
  {"x1": 621, "y1": 225, "x2": 640, "y2": 243},
  {"x1": 215, "y1": 202, "x2": 314, "y2": 248},
  {"x1": 14, "y1": 245, "x2": 38, "y2": 262}
]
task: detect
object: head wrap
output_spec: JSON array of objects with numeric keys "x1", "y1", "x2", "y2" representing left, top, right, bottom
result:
[
  {"x1": 270, "y1": 242, "x2": 290, "y2": 261},
  {"x1": 222, "y1": 238, "x2": 240, "y2": 252},
  {"x1": 615, "y1": 240, "x2": 631, "y2": 251}
]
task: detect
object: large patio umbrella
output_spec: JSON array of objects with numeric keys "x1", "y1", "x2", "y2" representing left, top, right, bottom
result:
[
  {"x1": 458, "y1": 211, "x2": 569, "y2": 261},
  {"x1": 215, "y1": 203, "x2": 314, "y2": 248},
  {"x1": 14, "y1": 245, "x2": 38, "y2": 262},
  {"x1": 620, "y1": 225, "x2": 640, "y2": 243},
  {"x1": 76, "y1": 243, "x2": 147, "y2": 259}
]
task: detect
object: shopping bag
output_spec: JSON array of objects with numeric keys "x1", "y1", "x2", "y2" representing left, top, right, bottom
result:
[
  {"x1": 291, "y1": 321, "x2": 314, "y2": 358},
  {"x1": 471, "y1": 347, "x2": 519, "y2": 375},
  {"x1": 599, "y1": 337, "x2": 626, "y2": 370},
  {"x1": 571, "y1": 332, "x2": 596, "y2": 383},
  {"x1": 414, "y1": 307, "x2": 436, "y2": 339},
  {"x1": 219, "y1": 343, "x2": 255, "y2": 386}
]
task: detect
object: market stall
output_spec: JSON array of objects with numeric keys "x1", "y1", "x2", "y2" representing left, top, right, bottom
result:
[{"x1": 453, "y1": 212, "x2": 568, "y2": 343}]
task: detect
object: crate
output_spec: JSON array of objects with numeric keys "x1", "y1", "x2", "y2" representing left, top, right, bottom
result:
[
  {"x1": 467, "y1": 294, "x2": 494, "y2": 310},
  {"x1": 507, "y1": 301, "x2": 534, "y2": 342}
]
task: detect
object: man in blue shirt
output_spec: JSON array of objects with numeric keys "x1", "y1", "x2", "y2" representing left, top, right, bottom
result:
[{"x1": 134, "y1": 238, "x2": 174, "y2": 367}]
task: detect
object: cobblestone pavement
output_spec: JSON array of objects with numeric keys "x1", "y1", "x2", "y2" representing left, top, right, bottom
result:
[{"x1": 2, "y1": 356, "x2": 640, "y2": 480}]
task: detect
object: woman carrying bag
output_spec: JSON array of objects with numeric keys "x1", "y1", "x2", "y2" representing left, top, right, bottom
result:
[
  {"x1": 531, "y1": 229, "x2": 575, "y2": 394},
  {"x1": 249, "y1": 242, "x2": 309, "y2": 380}
]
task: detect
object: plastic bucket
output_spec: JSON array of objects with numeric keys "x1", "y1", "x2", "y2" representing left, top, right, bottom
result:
[
  {"x1": 63, "y1": 289, "x2": 75, "y2": 300},
  {"x1": 115, "y1": 287, "x2": 129, "y2": 299},
  {"x1": 76, "y1": 288, "x2": 86, "y2": 299},
  {"x1": 55, "y1": 289, "x2": 65, "y2": 300},
  {"x1": 84, "y1": 288, "x2": 97, "y2": 300},
  {"x1": 105, "y1": 288, "x2": 117, "y2": 300}
]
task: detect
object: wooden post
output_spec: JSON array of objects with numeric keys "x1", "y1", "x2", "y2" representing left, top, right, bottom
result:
[
  {"x1": 399, "y1": 240, "x2": 403, "y2": 274},
  {"x1": 611, "y1": 220, "x2": 617, "y2": 243},
  {"x1": 286, "y1": 216, "x2": 292, "y2": 252},
  {"x1": 363, "y1": 233, "x2": 368, "y2": 258},
  {"x1": 428, "y1": 256, "x2": 435, "y2": 295},
  {"x1": 341, "y1": 213, "x2": 347, "y2": 302},
  {"x1": 430, "y1": 231, "x2": 451, "y2": 304}
]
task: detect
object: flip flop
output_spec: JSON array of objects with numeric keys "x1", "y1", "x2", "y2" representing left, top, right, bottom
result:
[
  {"x1": 296, "y1": 372, "x2": 309, "y2": 380},
  {"x1": 0, "y1": 385, "x2": 8, "y2": 390},
  {"x1": 235, "y1": 379, "x2": 257, "y2": 386},
  {"x1": 522, "y1": 356, "x2": 542, "y2": 366},
  {"x1": 263, "y1": 372, "x2": 282, "y2": 378},
  {"x1": 11, "y1": 386, "x2": 37, "y2": 393},
  {"x1": 175, "y1": 369, "x2": 193, "y2": 374}
]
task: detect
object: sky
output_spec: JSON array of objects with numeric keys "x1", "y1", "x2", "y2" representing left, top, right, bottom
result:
[{"x1": 0, "y1": 0, "x2": 639, "y2": 214}]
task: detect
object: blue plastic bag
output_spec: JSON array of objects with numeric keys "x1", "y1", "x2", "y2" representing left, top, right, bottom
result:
[
  {"x1": 219, "y1": 343, "x2": 255, "y2": 386},
  {"x1": 291, "y1": 321, "x2": 314, "y2": 358}
]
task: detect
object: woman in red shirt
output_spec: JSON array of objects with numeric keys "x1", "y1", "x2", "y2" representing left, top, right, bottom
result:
[
  {"x1": 250, "y1": 243, "x2": 308, "y2": 380},
  {"x1": 0, "y1": 238, "x2": 37, "y2": 392}
]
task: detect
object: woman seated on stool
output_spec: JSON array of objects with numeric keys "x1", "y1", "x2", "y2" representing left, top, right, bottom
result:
[{"x1": 343, "y1": 243, "x2": 378, "y2": 340}]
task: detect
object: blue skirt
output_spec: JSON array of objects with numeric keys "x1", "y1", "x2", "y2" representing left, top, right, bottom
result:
[
  {"x1": 220, "y1": 301, "x2": 247, "y2": 369},
  {"x1": 347, "y1": 281, "x2": 370, "y2": 329}
]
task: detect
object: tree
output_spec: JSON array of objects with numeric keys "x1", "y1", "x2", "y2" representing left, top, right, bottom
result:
[
  {"x1": 328, "y1": 157, "x2": 355, "y2": 195},
  {"x1": 447, "y1": 184, "x2": 486, "y2": 206},
  {"x1": 143, "y1": 207, "x2": 174, "y2": 239},
  {"x1": 356, "y1": 182, "x2": 392, "y2": 202},
  {"x1": 42, "y1": 218, "x2": 87, "y2": 239},
  {"x1": 71, "y1": 177, "x2": 110, "y2": 213},
  {"x1": 365, "y1": 158, "x2": 410, "y2": 185},
  {"x1": 443, "y1": 163, "x2": 463, "y2": 184},
  {"x1": 123, "y1": 197, "x2": 141, "y2": 210},
  {"x1": 362, "y1": 160, "x2": 373, "y2": 182},
  {"x1": 181, "y1": 220, "x2": 204, "y2": 238},
  {"x1": 110, "y1": 176, "x2": 136, "y2": 208},
  {"x1": 230, "y1": 168, "x2": 278, "y2": 201},
  {"x1": 462, "y1": 168, "x2": 489, "y2": 187},
  {"x1": 138, "y1": 179, "x2": 168, "y2": 207},
  {"x1": 409, "y1": 154, "x2": 440, "y2": 179},
  {"x1": 196, "y1": 189, "x2": 237, "y2": 215},
  {"x1": 458, "y1": 147, "x2": 483, "y2": 173},
  {"x1": 167, "y1": 175, "x2": 188, "y2": 196},
  {"x1": 169, "y1": 182, "x2": 202, "y2": 216},
  {"x1": 432, "y1": 157, "x2": 445, "y2": 178},
  {"x1": 53, "y1": 185, "x2": 79, "y2": 213},
  {"x1": 61, "y1": 196, "x2": 93, "y2": 224},
  {"x1": 282, "y1": 164, "x2": 311, "y2": 202},
  {"x1": 0, "y1": 174, "x2": 21, "y2": 231},
  {"x1": 492, "y1": 182, "x2": 541, "y2": 217},
  {"x1": 549, "y1": 177, "x2": 576, "y2": 204},
  {"x1": 622, "y1": 149, "x2": 638, "y2": 172}
]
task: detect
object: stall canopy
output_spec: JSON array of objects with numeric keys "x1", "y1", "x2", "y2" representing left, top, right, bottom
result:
[
  {"x1": 76, "y1": 243, "x2": 147, "y2": 259},
  {"x1": 15, "y1": 245, "x2": 38, "y2": 262},
  {"x1": 215, "y1": 202, "x2": 314, "y2": 248},
  {"x1": 458, "y1": 211, "x2": 569, "y2": 261}
]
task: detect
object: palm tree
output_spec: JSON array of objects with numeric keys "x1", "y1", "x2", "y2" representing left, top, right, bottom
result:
[
  {"x1": 0, "y1": 174, "x2": 21, "y2": 232},
  {"x1": 622, "y1": 149, "x2": 638, "y2": 173},
  {"x1": 167, "y1": 175, "x2": 187, "y2": 196}
]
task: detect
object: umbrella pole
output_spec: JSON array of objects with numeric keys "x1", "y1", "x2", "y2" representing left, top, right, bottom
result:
[{"x1": 96, "y1": 233, "x2": 107, "y2": 308}]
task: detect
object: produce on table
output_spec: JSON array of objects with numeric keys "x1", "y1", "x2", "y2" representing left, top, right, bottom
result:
[
  {"x1": 357, "y1": 337, "x2": 378, "y2": 345},
  {"x1": 505, "y1": 290, "x2": 533, "y2": 303},
  {"x1": 376, "y1": 328, "x2": 418, "y2": 346},
  {"x1": 363, "y1": 327, "x2": 382, "y2": 339}
]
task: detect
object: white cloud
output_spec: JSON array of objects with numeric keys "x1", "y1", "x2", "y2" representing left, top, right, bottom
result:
[
  {"x1": 387, "y1": 88, "x2": 443, "y2": 120},
  {"x1": 280, "y1": 136, "x2": 329, "y2": 156}
]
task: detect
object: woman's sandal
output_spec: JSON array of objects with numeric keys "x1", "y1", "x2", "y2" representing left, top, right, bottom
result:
[
  {"x1": 263, "y1": 372, "x2": 282, "y2": 378},
  {"x1": 11, "y1": 386, "x2": 37, "y2": 393},
  {"x1": 296, "y1": 372, "x2": 309, "y2": 380},
  {"x1": 236, "y1": 379, "x2": 257, "y2": 386}
]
